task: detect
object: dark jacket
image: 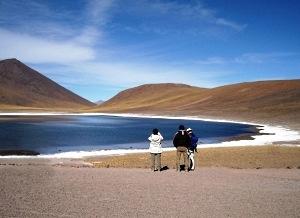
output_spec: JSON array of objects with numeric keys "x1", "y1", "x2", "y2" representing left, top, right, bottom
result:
[
  {"x1": 173, "y1": 130, "x2": 191, "y2": 148},
  {"x1": 188, "y1": 133, "x2": 198, "y2": 152}
]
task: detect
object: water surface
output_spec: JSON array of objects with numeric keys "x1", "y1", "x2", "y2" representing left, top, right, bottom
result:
[{"x1": 0, "y1": 115, "x2": 258, "y2": 155}]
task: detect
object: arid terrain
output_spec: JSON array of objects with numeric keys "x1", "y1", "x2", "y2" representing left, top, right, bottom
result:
[
  {"x1": 1, "y1": 0, "x2": 299, "y2": 216},
  {"x1": 1, "y1": 58, "x2": 300, "y2": 217},
  {"x1": 88, "y1": 146, "x2": 300, "y2": 169},
  {"x1": 1, "y1": 58, "x2": 300, "y2": 131},
  {"x1": 92, "y1": 81, "x2": 300, "y2": 130},
  {"x1": 0, "y1": 163, "x2": 299, "y2": 218},
  {"x1": 0, "y1": 58, "x2": 95, "y2": 110}
]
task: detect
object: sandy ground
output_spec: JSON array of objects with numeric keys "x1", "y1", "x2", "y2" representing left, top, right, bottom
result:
[
  {"x1": 89, "y1": 146, "x2": 300, "y2": 169},
  {"x1": 0, "y1": 162, "x2": 300, "y2": 218}
]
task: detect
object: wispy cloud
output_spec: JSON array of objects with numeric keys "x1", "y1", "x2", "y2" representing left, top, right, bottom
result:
[
  {"x1": 0, "y1": 0, "x2": 246, "y2": 65},
  {"x1": 87, "y1": 0, "x2": 115, "y2": 25},
  {"x1": 156, "y1": 1, "x2": 247, "y2": 31},
  {"x1": 0, "y1": 0, "x2": 116, "y2": 63},
  {"x1": 40, "y1": 60, "x2": 224, "y2": 90},
  {"x1": 195, "y1": 57, "x2": 227, "y2": 65},
  {"x1": 0, "y1": 28, "x2": 95, "y2": 63},
  {"x1": 0, "y1": 0, "x2": 81, "y2": 39},
  {"x1": 1, "y1": 0, "x2": 298, "y2": 101},
  {"x1": 78, "y1": 0, "x2": 115, "y2": 45},
  {"x1": 195, "y1": 52, "x2": 299, "y2": 65},
  {"x1": 114, "y1": 0, "x2": 247, "y2": 35},
  {"x1": 233, "y1": 52, "x2": 298, "y2": 64},
  {"x1": 215, "y1": 18, "x2": 247, "y2": 31}
]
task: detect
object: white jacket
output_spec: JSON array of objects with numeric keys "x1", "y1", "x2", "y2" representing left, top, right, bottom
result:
[{"x1": 148, "y1": 132, "x2": 163, "y2": 154}]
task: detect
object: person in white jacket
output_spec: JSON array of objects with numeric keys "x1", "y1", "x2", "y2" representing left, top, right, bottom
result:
[{"x1": 148, "y1": 128, "x2": 163, "y2": 171}]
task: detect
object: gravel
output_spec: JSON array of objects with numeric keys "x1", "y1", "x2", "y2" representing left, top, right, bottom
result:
[{"x1": 0, "y1": 164, "x2": 300, "y2": 218}]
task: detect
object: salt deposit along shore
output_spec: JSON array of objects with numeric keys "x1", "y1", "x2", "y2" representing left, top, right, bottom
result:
[{"x1": 0, "y1": 112, "x2": 299, "y2": 159}]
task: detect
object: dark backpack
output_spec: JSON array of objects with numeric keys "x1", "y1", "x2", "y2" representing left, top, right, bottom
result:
[
  {"x1": 173, "y1": 130, "x2": 191, "y2": 148},
  {"x1": 190, "y1": 134, "x2": 198, "y2": 150}
]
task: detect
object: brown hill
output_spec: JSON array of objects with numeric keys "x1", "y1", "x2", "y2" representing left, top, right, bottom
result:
[
  {"x1": 0, "y1": 58, "x2": 95, "y2": 110},
  {"x1": 97, "y1": 83, "x2": 207, "y2": 110},
  {"x1": 92, "y1": 81, "x2": 300, "y2": 126}
]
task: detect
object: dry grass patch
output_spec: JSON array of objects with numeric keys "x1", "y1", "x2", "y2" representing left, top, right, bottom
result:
[{"x1": 87, "y1": 146, "x2": 300, "y2": 169}]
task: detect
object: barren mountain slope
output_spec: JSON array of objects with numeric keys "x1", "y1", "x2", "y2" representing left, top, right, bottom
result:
[
  {"x1": 93, "y1": 80, "x2": 300, "y2": 125},
  {"x1": 0, "y1": 59, "x2": 94, "y2": 109},
  {"x1": 91, "y1": 83, "x2": 208, "y2": 112}
]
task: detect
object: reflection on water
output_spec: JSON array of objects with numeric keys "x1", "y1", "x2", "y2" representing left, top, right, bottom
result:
[{"x1": 0, "y1": 115, "x2": 258, "y2": 154}]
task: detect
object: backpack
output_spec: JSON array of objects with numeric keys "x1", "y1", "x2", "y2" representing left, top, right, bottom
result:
[{"x1": 190, "y1": 134, "x2": 198, "y2": 150}]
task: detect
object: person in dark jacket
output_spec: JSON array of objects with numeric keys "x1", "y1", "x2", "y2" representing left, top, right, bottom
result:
[
  {"x1": 187, "y1": 128, "x2": 198, "y2": 171},
  {"x1": 173, "y1": 125, "x2": 191, "y2": 172}
]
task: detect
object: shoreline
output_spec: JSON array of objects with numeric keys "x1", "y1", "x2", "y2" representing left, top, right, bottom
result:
[
  {"x1": 88, "y1": 146, "x2": 300, "y2": 169},
  {"x1": 0, "y1": 112, "x2": 299, "y2": 159},
  {"x1": 1, "y1": 146, "x2": 300, "y2": 170}
]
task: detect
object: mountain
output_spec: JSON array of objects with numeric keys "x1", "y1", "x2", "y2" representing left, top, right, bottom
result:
[
  {"x1": 95, "y1": 100, "x2": 104, "y2": 105},
  {"x1": 96, "y1": 83, "x2": 207, "y2": 110},
  {"x1": 92, "y1": 81, "x2": 300, "y2": 125},
  {"x1": 0, "y1": 58, "x2": 95, "y2": 110},
  {"x1": 2, "y1": 58, "x2": 299, "y2": 127}
]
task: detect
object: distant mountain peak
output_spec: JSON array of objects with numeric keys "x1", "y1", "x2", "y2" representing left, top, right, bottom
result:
[{"x1": 95, "y1": 100, "x2": 104, "y2": 105}]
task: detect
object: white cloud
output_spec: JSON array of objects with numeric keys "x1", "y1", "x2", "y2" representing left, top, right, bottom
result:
[
  {"x1": 40, "y1": 59, "x2": 220, "y2": 89},
  {"x1": 195, "y1": 57, "x2": 227, "y2": 65},
  {"x1": 129, "y1": 0, "x2": 247, "y2": 32},
  {"x1": 73, "y1": 26, "x2": 102, "y2": 46},
  {"x1": 0, "y1": 28, "x2": 95, "y2": 64},
  {"x1": 87, "y1": 0, "x2": 115, "y2": 25},
  {"x1": 77, "y1": 0, "x2": 115, "y2": 45},
  {"x1": 195, "y1": 52, "x2": 299, "y2": 65},
  {"x1": 233, "y1": 52, "x2": 298, "y2": 64},
  {"x1": 215, "y1": 18, "x2": 247, "y2": 31},
  {"x1": 0, "y1": 0, "x2": 81, "y2": 38},
  {"x1": 0, "y1": 1, "x2": 117, "y2": 64}
]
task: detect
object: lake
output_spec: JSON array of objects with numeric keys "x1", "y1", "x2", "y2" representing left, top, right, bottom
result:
[{"x1": 0, "y1": 115, "x2": 258, "y2": 155}]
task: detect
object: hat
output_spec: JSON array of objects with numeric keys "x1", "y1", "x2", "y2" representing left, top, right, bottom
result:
[
  {"x1": 152, "y1": 128, "x2": 159, "y2": 135},
  {"x1": 187, "y1": 128, "x2": 192, "y2": 133},
  {"x1": 179, "y1": 125, "x2": 185, "y2": 130}
]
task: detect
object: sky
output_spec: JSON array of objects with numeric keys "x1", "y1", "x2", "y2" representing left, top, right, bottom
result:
[{"x1": 0, "y1": 0, "x2": 300, "y2": 102}]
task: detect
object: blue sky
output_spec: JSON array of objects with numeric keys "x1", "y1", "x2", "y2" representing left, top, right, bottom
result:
[{"x1": 0, "y1": 0, "x2": 299, "y2": 101}]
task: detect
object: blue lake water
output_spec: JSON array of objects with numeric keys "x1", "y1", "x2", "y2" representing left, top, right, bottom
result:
[{"x1": 0, "y1": 115, "x2": 258, "y2": 154}]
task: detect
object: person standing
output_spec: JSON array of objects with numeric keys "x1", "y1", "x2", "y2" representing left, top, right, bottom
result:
[
  {"x1": 148, "y1": 128, "x2": 164, "y2": 171},
  {"x1": 173, "y1": 125, "x2": 191, "y2": 172},
  {"x1": 187, "y1": 128, "x2": 198, "y2": 171}
]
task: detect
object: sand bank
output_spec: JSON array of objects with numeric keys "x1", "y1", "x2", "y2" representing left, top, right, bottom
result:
[{"x1": 88, "y1": 146, "x2": 300, "y2": 169}]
